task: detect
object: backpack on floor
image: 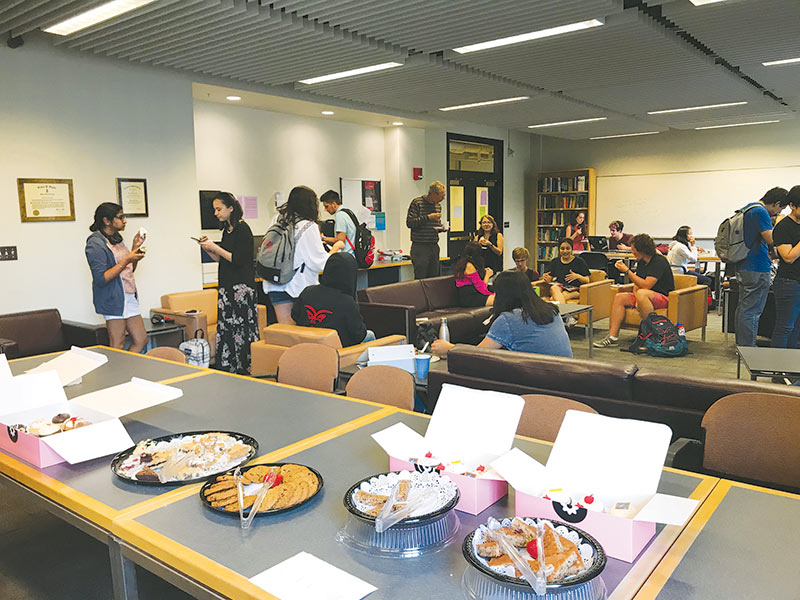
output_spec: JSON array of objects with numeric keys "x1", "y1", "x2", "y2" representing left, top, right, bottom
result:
[
  {"x1": 179, "y1": 329, "x2": 211, "y2": 367},
  {"x1": 341, "y1": 208, "x2": 375, "y2": 268},
  {"x1": 256, "y1": 219, "x2": 312, "y2": 284},
  {"x1": 715, "y1": 204, "x2": 758, "y2": 263},
  {"x1": 627, "y1": 314, "x2": 688, "y2": 358}
]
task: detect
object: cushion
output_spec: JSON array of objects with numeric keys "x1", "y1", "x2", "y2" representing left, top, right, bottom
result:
[
  {"x1": 262, "y1": 324, "x2": 342, "y2": 348},
  {"x1": 160, "y1": 290, "x2": 218, "y2": 325},
  {"x1": 417, "y1": 311, "x2": 477, "y2": 344},
  {"x1": 420, "y1": 276, "x2": 459, "y2": 310},
  {"x1": 363, "y1": 280, "x2": 428, "y2": 312}
]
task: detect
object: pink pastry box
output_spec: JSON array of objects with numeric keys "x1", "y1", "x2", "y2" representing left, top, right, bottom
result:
[
  {"x1": 491, "y1": 411, "x2": 700, "y2": 562},
  {"x1": 372, "y1": 383, "x2": 525, "y2": 515}
]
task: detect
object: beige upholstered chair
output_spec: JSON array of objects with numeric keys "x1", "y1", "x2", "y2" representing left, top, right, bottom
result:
[
  {"x1": 145, "y1": 346, "x2": 188, "y2": 364},
  {"x1": 517, "y1": 394, "x2": 597, "y2": 442},
  {"x1": 276, "y1": 343, "x2": 340, "y2": 393},
  {"x1": 534, "y1": 269, "x2": 613, "y2": 324},
  {"x1": 346, "y1": 365, "x2": 415, "y2": 411}
]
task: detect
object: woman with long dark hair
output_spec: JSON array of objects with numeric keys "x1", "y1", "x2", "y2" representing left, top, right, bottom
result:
[
  {"x1": 84, "y1": 202, "x2": 147, "y2": 352},
  {"x1": 542, "y1": 238, "x2": 591, "y2": 303},
  {"x1": 263, "y1": 186, "x2": 344, "y2": 323},
  {"x1": 564, "y1": 211, "x2": 588, "y2": 251},
  {"x1": 667, "y1": 225, "x2": 711, "y2": 287},
  {"x1": 454, "y1": 241, "x2": 495, "y2": 307},
  {"x1": 474, "y1": 214, "x2": 504, "y2": 273},
  {"x1": 432, "y1": 270, "x2": 572, "y2": 357},
  {"x1": 197, "y1": 192, "x2": 259, "y2": 374}
]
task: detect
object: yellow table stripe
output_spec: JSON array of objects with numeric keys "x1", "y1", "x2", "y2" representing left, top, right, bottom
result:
[{"x1": 157, "y1": 371, "x2": 210, "y2": 385}]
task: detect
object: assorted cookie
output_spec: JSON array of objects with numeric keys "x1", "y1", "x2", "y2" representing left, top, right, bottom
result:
[{"x1": 13, "y1": 414, "x2": 93, "y2": 438}]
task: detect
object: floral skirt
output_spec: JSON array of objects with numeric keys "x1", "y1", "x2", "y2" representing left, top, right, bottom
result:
[{"x1": 216, "y1": 284, "x2": 260, "y2": 374}]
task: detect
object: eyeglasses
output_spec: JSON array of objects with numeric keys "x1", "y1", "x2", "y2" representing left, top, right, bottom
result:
[{"x1": 114, "y1": 214, "x2": 126, "y2": 220}]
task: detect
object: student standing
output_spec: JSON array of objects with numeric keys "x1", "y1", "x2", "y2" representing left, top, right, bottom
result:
[
  {"x1": 564, "y1": 211, "x2": 588, "y2": 251},
  {"x1": 474, "y1": 214, "x2": 504, "y2": 274},
  {"x1": 320, "y1": 190, "x2": 356, "y2": 256},
  {"x1": 771, "y1": 186, "x2": 800, "y2": 348},
  {"x1": 407, "y1": 181, "x2": 445, "y2": 279},
  {"x1": 735, "y1": 187, "x2": 788, "y2": 346}
]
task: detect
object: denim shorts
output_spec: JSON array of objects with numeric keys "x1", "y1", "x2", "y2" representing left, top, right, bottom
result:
[{"x1": 267, "y1": 290, "x2": 294, "y2": 305}]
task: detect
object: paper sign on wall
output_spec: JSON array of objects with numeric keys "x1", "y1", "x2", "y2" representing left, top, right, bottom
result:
[{"x1": 238, "y1": 195, "x2": 258, "y2": 219}]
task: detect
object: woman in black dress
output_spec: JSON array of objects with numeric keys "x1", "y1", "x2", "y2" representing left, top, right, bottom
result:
[
  {"x1": 474, "y1": 214, "x2": 504, "y2": 274},
  {"x1": 199, "y1": 193, "x2": 259, "y2": 374}
]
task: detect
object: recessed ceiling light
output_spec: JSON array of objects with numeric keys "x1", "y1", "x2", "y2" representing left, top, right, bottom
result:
[
  {"x1": 528, "y1": 117, "x2": 607, "y2": 128},
  {"x1": 695, "y1": 120, "x2": 780, "y2": 130},
  {"x1": 44, "y1": 0, "x2": 157, "y2": 35},
  {"x1": 321, "y1": 111, "x2": 335, "y2": 115},
  {"x1": 647, "y1": 101, "x2": 747, "y2": 115},
  {"x1": 453, "y1": 19, "x2": 604, "y2": 54},
  {"x1": 762, "y1": 57, "x2": 800, "y2": 67},
  {"x1": 226, "y1": 95, "x2": 241, "y2": 102},
  {"x1": 298, "y1": 62, "x2": 403, "y2": 85},
  {"x1": 438, "y1": 96, "x2": 529, "y2": 111},
  {"x1": 392, "y1": 122, "x2": 404, "y2": 126},
  {"x1": 590, "y1": 131, "x2": 660, "y2": 140},
  {"x1": 689, "y1": 0, "x2": 727, "y2": 5}
]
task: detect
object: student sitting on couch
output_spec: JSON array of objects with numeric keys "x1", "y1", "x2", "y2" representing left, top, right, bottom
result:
[
  {"x1": 454, "y1": 241, "x2": 495, "y2": 307},
  {"x1": 542, "y1": 238, "x2": 591, "y2": 304}
]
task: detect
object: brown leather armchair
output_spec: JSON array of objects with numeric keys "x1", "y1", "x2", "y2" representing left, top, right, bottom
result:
[
  {"x1": 534, "y1": 269, "x2": 613, "y2": 325},
  {"x1": 0, "y1": 309, "x2": 107, "y2": 359}
]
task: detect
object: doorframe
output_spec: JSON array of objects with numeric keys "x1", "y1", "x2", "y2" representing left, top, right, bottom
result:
[{"x1": 445, "y1": 132, "x2": 504, "y2": 231}]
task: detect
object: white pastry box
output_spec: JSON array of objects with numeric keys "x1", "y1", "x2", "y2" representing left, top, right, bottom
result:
[
  {"x1": 0, "y1": 370, "x2": 182, "y2": 468},
  {"x1": 367, "y1": 344, "x2": 416, "y2": 374},
  {"x1": 491, "y1": 411, "x2": 700, "y2": 562},
  {"x1": 372, "y1": 383, "x2": 524, "y2": 515}
]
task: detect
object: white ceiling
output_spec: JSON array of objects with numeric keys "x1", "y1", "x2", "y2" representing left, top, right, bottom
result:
[{"x1": 2, "y1": 0, "x2": 797, "y2": 139}]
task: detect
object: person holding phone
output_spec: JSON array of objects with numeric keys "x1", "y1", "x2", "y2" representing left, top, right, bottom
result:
[
  {"x1": 196, "y1": 192, "x2": 260, "y2": 374},
  {"x1": 85, "y1": 202, "x2": 147, "y2": 353}
]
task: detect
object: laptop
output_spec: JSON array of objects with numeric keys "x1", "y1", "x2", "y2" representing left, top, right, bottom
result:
[{"x1": 588, "y1": 236, "x2": 609, "y2": 252}]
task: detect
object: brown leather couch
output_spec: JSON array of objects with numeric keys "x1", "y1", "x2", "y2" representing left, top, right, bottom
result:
[
  {"x1": 427, "y1": 346, "x2": 800, "y2": 440},
  {"x1": 0, "y1": 309, "x2": 107, "y2": 359},
  {"x1": 357, "y1": 275, "x2": 492, "y2": 344}
]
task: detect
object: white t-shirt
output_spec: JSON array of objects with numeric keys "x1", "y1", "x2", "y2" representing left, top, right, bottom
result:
[
  {"x1": 334, "y1": 206, "x2": 357, "y2": 256},
  {"x1": 667, "y1": 240, "x2": 698, "y2": 269},
  {"x1": 263, "y1": 220, "x2": 332, "y2": 298}
]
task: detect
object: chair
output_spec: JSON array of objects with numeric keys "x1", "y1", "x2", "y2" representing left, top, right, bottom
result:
[
  {"x1": 145, "y1": 346, "x2": 187, "y2": 364},
  {"x1": 579, "y1": 252, "x2": 609, "y2": 272},
  {"x1": 611, "y1": 273, "x2": 708, "y2": 339},
  {"x1": 346, "y1": 365, "x2": 415, "y2": 410},
  {"x1": 517, "y1": 394, "x2": 597, "y2": 442},
  {"x1": 670, "y1": 392, "x2": 800, "y2": 493},
  {"x1": 533, "y1": 269, "x2": 613, "y2": 324},
  {"x1": 0, "y1": 309, "x2": 106, "y2": 359},
  {"x1": 276, "y1": 343, "x2": 340, "y2": 393}
]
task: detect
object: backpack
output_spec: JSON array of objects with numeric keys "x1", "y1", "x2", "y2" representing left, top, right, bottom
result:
[
  {"x1": 179, "y1": 329, "x2": 210, "y2": 367},
  {"x1": 255, "y1": 220, "x2": 312, "y2": 284},
  {"x1": 627, "y1": 314, "x2": 687, "y2": 357},
  {"x1": 341, "y1": 208, "x2": 375, "y2": 268},
  {"x1": 715, "y1": 204, "x2": 758, "y2": 263}
]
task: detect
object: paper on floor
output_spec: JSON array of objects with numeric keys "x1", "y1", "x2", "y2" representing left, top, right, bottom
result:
[{"x1": 249, "y1": 552, "x2": 377, "y2": 600}]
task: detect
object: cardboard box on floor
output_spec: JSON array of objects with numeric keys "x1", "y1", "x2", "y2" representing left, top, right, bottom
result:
[
  {"x1": 371, "y1": 383, "x2": 524, "y2": 514},
  {"x1": 491, "y1": 411, "x2": 699, "y2": 562}
]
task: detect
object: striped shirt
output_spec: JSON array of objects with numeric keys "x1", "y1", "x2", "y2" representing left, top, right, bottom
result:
[{"x1": 406, "y1": 195, "x2": 441, "y2": 243}]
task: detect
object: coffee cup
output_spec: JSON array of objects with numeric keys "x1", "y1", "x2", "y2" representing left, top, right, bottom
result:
[{"x1": 415, "y1": 353, "x2": 432, "y2": 379}]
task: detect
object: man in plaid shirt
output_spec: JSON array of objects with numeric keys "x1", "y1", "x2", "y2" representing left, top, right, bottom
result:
[{"x1": 407, "y1": 181, "x2": 446, "y2": 279}]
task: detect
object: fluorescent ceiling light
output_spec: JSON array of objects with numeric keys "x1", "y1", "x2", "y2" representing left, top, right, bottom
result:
[
  {"x1": 528, "y1": 117, "x2": 607, "y2": 128},
  {"x1": 438, "y1": 96, "x2": 529, "y2": 111},
  {"x1": 321, "y1": 111, "x2": 335, "y2": 115},
  {"x1": 695, "y1": 120, "x2": 780, "y2": 130},
  {"x1": 453, "y1": 19, "x2": 604, "y2": 54},
  {"x1": 689, "y1": 0, "x2": 727, "y2": 5},
  {"x1": 226, "y1": 95, "x2": 241, "y2": 102},
  {"x1": 647, "y1": 101, "x2": 747, "y2": 115},
  {"x1": 298, "y1": 62, "x2": 402, "y2": 85},
  {"x1": 762, "y1": 57, "x2": 800, "y2": 67},
  {"x1": 392, "y1": 122, "x2": 404, "y2": 126},
  {"x1": 44, "y1": 0, "x2": 157, "y2": 36},
  {"x1": 590, "y1": 131, "x2": 660, "y2": 140}
]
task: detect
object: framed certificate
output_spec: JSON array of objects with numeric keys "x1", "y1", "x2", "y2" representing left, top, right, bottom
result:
[
  {"x1": 17, "y1": 178, "x2": 75, "y2": 222},
  {"x1": 116, "y1": 177, "x2": 149, "y2": 217}
]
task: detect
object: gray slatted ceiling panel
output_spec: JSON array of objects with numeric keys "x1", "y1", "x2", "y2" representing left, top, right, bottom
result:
[{"x1": 271, "y1": 0, "x2": 619, "y2": 52}]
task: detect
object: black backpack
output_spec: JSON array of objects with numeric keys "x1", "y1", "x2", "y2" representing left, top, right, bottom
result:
[
  {"x1": 627, "y1": 314, "x2": 688, "y2": 357},
  {"x1": 341, "y1": 208, "x2": 375, "y2": 268}
]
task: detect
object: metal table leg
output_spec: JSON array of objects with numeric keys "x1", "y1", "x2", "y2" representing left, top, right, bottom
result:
[
  {"x1": 587, "y1": 307, "x2": 593, "y2": 358},
  {"x1": 737, "y1": 352, "x2": 741, "y2": 379},
  {"x1": 110, "y1": 538, "x2": 140, "y2": 600}
]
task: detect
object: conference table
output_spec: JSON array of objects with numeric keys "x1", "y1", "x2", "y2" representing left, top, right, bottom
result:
[{"x1": 1, "y1": 346, "x2": 758, "y2": 600}]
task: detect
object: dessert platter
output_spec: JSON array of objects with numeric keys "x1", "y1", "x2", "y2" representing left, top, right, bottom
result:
[
  {"x1": 9, "y1": 413, "x2": 92, "y2": 437},
  {"x1": 199, "y1": 463, "x2": 323, "y2": 516},
  {"x1": 111, "y1": 431, "x2": 258, "y2": 485}
]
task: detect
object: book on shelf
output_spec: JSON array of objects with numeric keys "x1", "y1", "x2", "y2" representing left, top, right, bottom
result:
[
  {"x1": 538, "y1": 194, "x2": 589, "y2": 210},
  {"x1": 538, "y1": 175, "x2": 590, "y2": 194}
]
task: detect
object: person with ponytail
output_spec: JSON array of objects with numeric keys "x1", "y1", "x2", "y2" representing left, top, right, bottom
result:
[
  {"x1": 197, "y1": 192, "x2": 260, "y2": 374},
  {"x1": 84, "y1": 202, "x2": 147, "y2": 352}
]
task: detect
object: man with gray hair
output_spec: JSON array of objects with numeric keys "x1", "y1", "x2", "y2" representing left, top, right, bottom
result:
[{"x1": 407, "y1": 181, "x2": 445, "y2": 279}]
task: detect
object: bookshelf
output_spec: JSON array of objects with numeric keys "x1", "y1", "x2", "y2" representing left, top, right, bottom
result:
[{"x1": 533, "y1": 168, "x2": 596, "y2": 272}]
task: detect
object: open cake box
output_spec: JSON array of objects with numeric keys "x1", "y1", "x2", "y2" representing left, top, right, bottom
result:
[
  {"x1": 491, "y1": 410, "x2": 700, "y2": 562},
  {"x1": 371, "y1": 383, "x2": 524, "y2": 515},
  {"x1": 0, "y1": 357, "x2": 182, "y2": 467}
]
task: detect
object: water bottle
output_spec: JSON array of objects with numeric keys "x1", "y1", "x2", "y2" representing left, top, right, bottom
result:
[{"x1": 439, "y1": 317, "x2": 450, "y2": 342}]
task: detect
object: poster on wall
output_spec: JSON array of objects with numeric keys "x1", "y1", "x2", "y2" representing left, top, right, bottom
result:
[
  {"x1": 17, "y1": 178, "x2": 75, "y2": 222},
  {"x1": 476, "y1": 186, "x2": 489, "y2": 228},
  {"x1": 116, "y1": 178, "x2": 148, "y2": 217},
  {"x1": 238, "y1": 195, "x2": 258, "y2": 219},
  {"x1": 449, "y1": 185, "x2": 464, "y2": 232},
  {"x1": 362, "y1": 180, "x2": 381, "y2": 212}
]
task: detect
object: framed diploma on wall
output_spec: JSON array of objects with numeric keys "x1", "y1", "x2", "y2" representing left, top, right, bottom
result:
[
  {"x1": 116, "y1": 177, "x2": 149, "y2": 217},
  {"x1": 17, "y1": 178, "x2": 76, "y2": 222}
]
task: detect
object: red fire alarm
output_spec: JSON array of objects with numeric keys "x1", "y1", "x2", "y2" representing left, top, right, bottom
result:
[{"x1": 413, "y1": 167, "x2": 423, "y2": 180}]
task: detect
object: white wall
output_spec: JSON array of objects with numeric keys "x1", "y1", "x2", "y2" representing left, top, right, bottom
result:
[{"x1": 0, "y1": 37, "x2": 200, "y2": 322}]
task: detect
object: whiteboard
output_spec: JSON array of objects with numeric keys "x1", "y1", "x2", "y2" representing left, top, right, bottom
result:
[{"x1": 596, "y1": 166, "x2": 800, "y2": 239}]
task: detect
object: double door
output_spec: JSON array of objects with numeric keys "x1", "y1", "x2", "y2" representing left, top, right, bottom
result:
[{"x1": 447, "y1": 174, "x2": 502, "y2": 260}]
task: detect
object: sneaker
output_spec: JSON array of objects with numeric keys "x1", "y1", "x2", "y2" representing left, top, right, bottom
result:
[
  {"x1": 565, "y1": 316, "x2": 577, "y2": 327},
  {"x1": 593, "y1": 336, "x2": 618, "y2": 348}
]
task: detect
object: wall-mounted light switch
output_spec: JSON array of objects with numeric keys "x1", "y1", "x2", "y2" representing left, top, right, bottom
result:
[{"x1": 0, "y1": 246, "x2": 18, "y2": 261}]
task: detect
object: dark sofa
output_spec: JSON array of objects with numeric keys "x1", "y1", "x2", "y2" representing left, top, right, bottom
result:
[
  {"x1": 427, "y1": 346, "x2": 800, "y2": 440},
  {"x1": 0, "y1": 309, "x2": 108, "y2": 359},
  {"x1": 357, "y1": 275, "x2": 492, "y2": 344}
]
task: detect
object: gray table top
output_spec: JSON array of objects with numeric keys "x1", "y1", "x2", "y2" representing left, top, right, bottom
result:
[
  {"x1": 558, "y1": 303, "x2": 592, "y2": 317},
  {"x1": 132, "y1": 411, "x2": 705, "y2": 599},
  {"x1": 655, "y1": 483, "x2": 799, "y2": 600},
  {"x1": 7, "y1": 347, "x2": 199, "y2": 398},
  {"x1": 736, "y1": 345, "x2": 800, "y2": 375},
  {"x1": 6, "y1": 370, "x2": 378, "y2": 512}
]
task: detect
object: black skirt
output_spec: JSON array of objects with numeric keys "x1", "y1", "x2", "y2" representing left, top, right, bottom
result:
[
  {"x1": 216, "y1": 284, "x2": 260, "y2": 374},
  {"x1": 457, "y1": 284, "x2": 490, "y2": 308}
]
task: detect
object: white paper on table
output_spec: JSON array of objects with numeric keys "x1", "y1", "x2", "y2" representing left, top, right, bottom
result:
[
  {"x1": 0, "y1": 371, "x2": 67, "y2": 416},
  {"x1": 633, "y1": 493, "x2": 699, "y2": 525},
  {"x1": 249, "y1": 552, "x2": 377, "y2": 600},
  {"x1": 490, "y1": 447, "x2": 548, "y2": 496},
  {"x1": 424, "y1": 384, "x2": 523, "y2": 466},
  {"x1": 42, "y1": 418, "x2": 134, "y2": 465},
  {"x1": 25, "y1": 346, "x2": 108, "y2": 387},
  {"x1": 367, "y1": 344, "x2": 415, "y2": 374},
  {"x1": 71, "y1": 377, "x2": 183, "y2": 418},
  {"x1": 545, "y1": 411, "x2": 672, "y2": 499},
  {"x1": 0, "y1": 354, "x2": 11, "y2": 380},
  {"x1": 371, "y1": 422, "x2": 427, "y2": 459}
]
